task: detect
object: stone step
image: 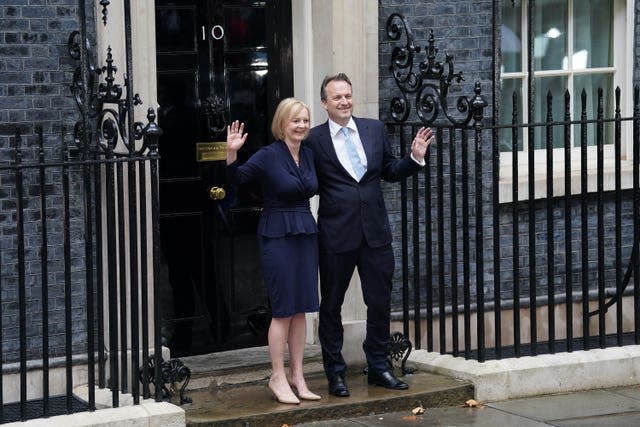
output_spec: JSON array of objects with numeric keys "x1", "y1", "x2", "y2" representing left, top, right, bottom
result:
[
  {"x1": 179, "y1": 345, "x2": 324, "y2": 391},
  {"x1": 182, "y1": 368, "x2": 473, "y2": 427}
]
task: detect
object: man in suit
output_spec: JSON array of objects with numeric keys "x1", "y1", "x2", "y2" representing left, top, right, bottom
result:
[{"x1": 307, "y1": 73, "x2": 433, "y2": 396}]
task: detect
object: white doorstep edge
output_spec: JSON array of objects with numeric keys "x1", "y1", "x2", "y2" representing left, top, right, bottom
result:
[
  {"x1": 409, "y1": 345, "x2": 640, "y2": 402},
  {"x1": 2, "y1": 386, "x2": 185, "y2": 427}
]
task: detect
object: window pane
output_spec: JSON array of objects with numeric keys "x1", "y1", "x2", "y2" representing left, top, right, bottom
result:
[
  {"x1": 534, "y1": 0, "x2": 567, "y2": 71},
  {"x1": 534, "y1": 76, "x2": 568, "y2": 149},
  {"x1": 573, "y1": 0, "x2": 612, "y2": 69},
  {"x1": 499, "y1": 78, "x2": 523, "y2": 152},
  {"x1": 501, "y1": 1, "x2": 522, "y2": 73},
  {"x1": 573, "y1": 74, "x2": 614, "y2": 147}
]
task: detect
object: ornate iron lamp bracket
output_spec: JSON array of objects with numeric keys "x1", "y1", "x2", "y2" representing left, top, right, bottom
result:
[
  {"x1": 386, "y1": 13, "x2": 486, "y2": 127},
  {"x1": 361, "y1": 331, "x2": 414, "y2": 377},
  {"x1": 387, "y1": 331, "x2": 414, "y2": 375},
  {"x1": 68, "y1": 26, "x2": 155, "y2": 155},
  {"x1": 142, "y1": 356, "x2": 192, "y2": 405}
]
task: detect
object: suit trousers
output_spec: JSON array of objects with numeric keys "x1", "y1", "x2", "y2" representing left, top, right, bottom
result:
[{"x1": 318, "y1": 240, "x2": 395, "y2": 379}]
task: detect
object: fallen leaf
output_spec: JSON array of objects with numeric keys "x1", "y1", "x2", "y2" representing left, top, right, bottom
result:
[
  {"x1": 464, "y1": 399, "x2": 485, "y2": 409},
  {"x1": 402, "y1": 415, "x2": 417, "y2": 421},
  {"x1": 412, "y1": 405, "x2": 425, "y2": 415}
]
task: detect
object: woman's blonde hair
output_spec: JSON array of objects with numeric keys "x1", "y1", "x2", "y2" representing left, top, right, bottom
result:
[{"x1": 271, "y1": 97, "x2": 310, "y2": 141}]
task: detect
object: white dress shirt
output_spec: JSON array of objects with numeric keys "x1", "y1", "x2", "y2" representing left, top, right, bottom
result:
[
  {"x1": 328, "y1": 118, "x2": 425, "y2": 178},
  {"x1": 328, "y1": 118, "x2": 368, "y2": 181}
]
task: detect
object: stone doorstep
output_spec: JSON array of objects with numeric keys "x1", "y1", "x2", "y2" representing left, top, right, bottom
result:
[
  {"x1": 188, "y1": 361, "x2": 326, "y2": 391},
  {"x1": 180, "y1": 345, "x2": 324, "y2": 391},
  {"x1": 183, "y1": 369, "x2": 473, "y2": 427},
  {"x1": 409, "y1": 344, "x2": 640, "y2": 402}
]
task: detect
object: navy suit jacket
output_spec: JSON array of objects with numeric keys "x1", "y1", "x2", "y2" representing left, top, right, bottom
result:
[{"x1": 307, "y1": 117, "x2": 423, "y2": 253}]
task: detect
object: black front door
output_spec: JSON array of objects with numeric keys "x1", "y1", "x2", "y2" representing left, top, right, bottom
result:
[{"x1": 155, "y1": 0, "x2": 292, "y2": 356}]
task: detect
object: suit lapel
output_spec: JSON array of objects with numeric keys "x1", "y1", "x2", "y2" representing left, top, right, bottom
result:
[
  {"x1": 317, "y1": 122, "x2": 343, "y2": 169},
  {"x1": 317, "y1": 118, "x2": 372, "y2": 180}
]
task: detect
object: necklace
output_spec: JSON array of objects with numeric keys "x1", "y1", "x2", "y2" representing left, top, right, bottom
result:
[{"x1": 285, "y1": 140, "x2": 301, "y2": 166}]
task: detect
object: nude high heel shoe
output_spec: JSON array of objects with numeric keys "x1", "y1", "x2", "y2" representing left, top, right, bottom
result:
[
  {"x1": 287, "y1": 378, "x2": 321, "y2": 401},
  {"x1": 268, "y1": 379, "x2": 300, "y2": 405}
]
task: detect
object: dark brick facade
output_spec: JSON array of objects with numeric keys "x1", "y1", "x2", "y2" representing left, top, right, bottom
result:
[
  {"x1": 0, "y1": 0, "x2": 82, "y2": 143},
  {"x1": 1, "y1": 1, "x2": 93, "y2": 362},
  {"x1": 379, "y1": 0, "x2": 494, "y2": 311}
]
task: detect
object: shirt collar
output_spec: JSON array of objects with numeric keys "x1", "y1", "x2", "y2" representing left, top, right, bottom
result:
[{"x1": 328, "y1": 117, "x2": 357, "y2": 137}]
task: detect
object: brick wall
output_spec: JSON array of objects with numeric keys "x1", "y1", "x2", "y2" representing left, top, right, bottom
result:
[
  {"x1": 0, "y1": 1, "x2": 93, "y2": 362},
  {"x1": 0, "y1": 0, "x2": 84, "y2": 143},
  {"x1": 379, "y1": 0, "x2": 494, "y2": 311}
]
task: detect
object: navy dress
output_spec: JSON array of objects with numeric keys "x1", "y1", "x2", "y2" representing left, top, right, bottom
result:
[{"x1": 228, "y1": 140, "x2": 319, "y2": 318}]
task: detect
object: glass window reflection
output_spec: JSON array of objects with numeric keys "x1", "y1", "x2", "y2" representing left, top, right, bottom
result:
[
  {"x1": 533, "y1": 0, "x2": 567, "y2": 71},
  {"x1": 573, "y1": 74, "x2": 613, "y2": 146},
  {"x1": 501, "y1": 1, "x2": 522, "y2": 73},
  {"x1": 500, "y1": 0, "x2": 617, "y2": 152},
  {"x1": 499, "y1": 78, "x2": 523, "y2": 152},
  {"x1": 533, "y1": 76, "x2": 568, "y2": 149},
  {"x1": 573, "y1": 0, "x2": 612, "y2": 69}
]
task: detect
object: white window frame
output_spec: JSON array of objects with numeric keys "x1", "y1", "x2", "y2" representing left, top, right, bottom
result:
[{"x1": 499, "y1": 0, "x2": 634, "y2": 203}]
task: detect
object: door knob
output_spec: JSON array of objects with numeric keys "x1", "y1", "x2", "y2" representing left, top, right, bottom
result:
[{"x1": 209, "y1": 186, "x2": 226, "y2": 201}]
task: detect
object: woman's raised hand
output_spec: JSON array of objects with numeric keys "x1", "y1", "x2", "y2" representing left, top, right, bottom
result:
[{"x1": 227, "y1": 120, "x2": 248, "y2": 152}]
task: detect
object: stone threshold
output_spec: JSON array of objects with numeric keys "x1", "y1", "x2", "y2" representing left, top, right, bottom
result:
[{"x1": 410, "y1": 345, "x2": 640, "y2": 401}]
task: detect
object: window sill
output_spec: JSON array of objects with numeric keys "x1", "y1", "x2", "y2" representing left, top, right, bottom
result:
[{"x1": 499, "y1": 159, "x2": 636, "y2": 203}]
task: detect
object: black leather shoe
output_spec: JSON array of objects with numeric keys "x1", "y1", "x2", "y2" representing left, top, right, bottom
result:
[
  {"x1": 367, "y1": 370, "x2": 409, "y2": 390},
  {"x1": 328, "y1": 374, "x2": 350, "y2": 397}
]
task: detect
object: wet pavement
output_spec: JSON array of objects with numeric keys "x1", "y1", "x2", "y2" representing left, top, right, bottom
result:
[
  {"x1": 295, "y1": 385, "x2": 640, "y2": 427},
  {"x1": 178, "y1": 345, "x2": 640, "y2": 426}
]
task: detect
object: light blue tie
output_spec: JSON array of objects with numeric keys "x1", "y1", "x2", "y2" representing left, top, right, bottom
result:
[{"x1": 341, "y1": 127, "x2": 366, "y2": 180}]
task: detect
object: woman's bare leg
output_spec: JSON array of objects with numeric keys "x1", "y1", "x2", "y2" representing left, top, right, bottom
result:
[
  {"x1": 287, "y1": 313, "x2": 321, "y2": 400},
  {"x1": 268, "y1": 316, "x2": 299, "y2": 404}
]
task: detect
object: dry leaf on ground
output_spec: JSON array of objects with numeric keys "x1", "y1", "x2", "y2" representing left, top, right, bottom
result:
[
  {"x1": 412, "y1": 405, "x2": 425, "y2": 415},
  {"x1": 464, "y1": 399, "x2": 486, "y2": 409}
]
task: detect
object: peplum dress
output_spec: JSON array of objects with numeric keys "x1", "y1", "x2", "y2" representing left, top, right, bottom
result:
[{"x1": 227, "y1": 140, "x2": 319, "y2": 318}]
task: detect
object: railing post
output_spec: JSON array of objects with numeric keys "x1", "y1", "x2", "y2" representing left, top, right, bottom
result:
[
  {"x1": 143, "y1": 108, "x2": 165, "y2": 401},
  {"x1": 14, "y1": 128, "x2": 27, "y2": 421},
  {"x1": 471, "y1": 83, "x2": 487, "y2": 362}
]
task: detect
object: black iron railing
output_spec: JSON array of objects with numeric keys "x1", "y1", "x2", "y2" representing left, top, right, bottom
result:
[
  {"x1": 0, "y1": 116, "x2": 164, "y2": 423},
  {"x1": 0, "y1": 0, "x2": 175, "y2": 423},
  {"x1": 386, "y1": 13, "x2": 640, "y2": 362}
]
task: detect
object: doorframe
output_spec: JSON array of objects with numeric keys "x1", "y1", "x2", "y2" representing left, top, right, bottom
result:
[{"x1": 154, "y1": 0, "x2": 293, "y2": 351}]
